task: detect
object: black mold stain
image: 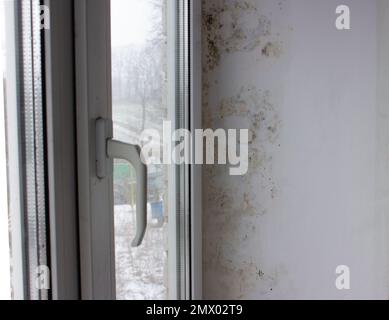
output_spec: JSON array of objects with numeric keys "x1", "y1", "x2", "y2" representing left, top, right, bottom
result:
[
  {"x1": 261, "y1": 41, "x2": 283, "y2": 58},
  {"x1": 208, "y1": 86, "x2": 281, "y2": 149},
  {"x1": 202, "y1": 0, "x2": 274, "y2": 71},
  {"x1": 202, "y1": 0, "x2": 288, "y2": 299},
  {"x1": 257, "y1": 269, "x2": 265, "y2": 279}
]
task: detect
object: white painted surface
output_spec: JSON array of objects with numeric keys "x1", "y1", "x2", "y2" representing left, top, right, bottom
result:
[
  {"x1": 0, "y1": 1, "x2": 11, "y2": 300},
  {"x1": 203, "y1": 0, "x2": 389, "y2": 299}
]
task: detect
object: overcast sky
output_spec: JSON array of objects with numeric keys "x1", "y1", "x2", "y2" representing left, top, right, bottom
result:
[{"x1": 111, "y1": 0, "x2": 155, "y2": 48}]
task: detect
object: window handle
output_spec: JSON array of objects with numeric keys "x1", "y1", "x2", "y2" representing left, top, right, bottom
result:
[{"x1": 96, "y1": 118, "x2": 147, "y2": 247}]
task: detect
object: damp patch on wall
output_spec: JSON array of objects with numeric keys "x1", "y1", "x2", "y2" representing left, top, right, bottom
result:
[
  {"x1": 202, "y1": 0, "x2": 284, "y2": 71},
  {"x1": 202, "y1": 86, "x2": 283, "y2": 298},
  {"x1": 202, "y1": 0, "x2": 288, "y2": 299}
]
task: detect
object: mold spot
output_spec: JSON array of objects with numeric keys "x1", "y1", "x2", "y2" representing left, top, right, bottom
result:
[
  {"x1": 202, "y1": 83, "x2": 283, "y2": 298},
  {"x1": 202, "y1": 0, "x2": 273, "y2": 71},
  {"x1": 202, "y1": 1, "x2": 288, "y2": 300},
  {"x1": 261, "y1": 41, "x2": 283, "y2": 58},
  {"x1": 257, "y1": 269, "x2": 265, "y2": 279},
  {"x1": 208, "y1": 86, "x2": 281, "y2": 159},
  {"x1": 278, "y1": 0, "x2": 285, "y2": 11}
]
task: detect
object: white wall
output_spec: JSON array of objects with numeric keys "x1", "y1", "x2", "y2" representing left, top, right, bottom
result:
[{"x1": 203, "y1": 0, "x2": 389, "y2": 299}]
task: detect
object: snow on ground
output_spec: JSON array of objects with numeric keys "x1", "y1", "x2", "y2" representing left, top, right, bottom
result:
[{"x1": 114, "y1": 205, "x2": 167, "y2": 300}]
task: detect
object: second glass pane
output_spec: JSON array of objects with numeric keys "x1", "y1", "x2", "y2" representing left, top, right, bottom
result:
[{"x1": 111, "y1": 0, "x2": 168, "y2": 300}]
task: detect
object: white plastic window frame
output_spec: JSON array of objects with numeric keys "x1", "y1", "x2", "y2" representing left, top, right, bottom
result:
[
  {"x1": 75, "y1": 0, "x2": 202, "y2": 300},
  {"x1": 3, "y1": 0, "x2": 27, "y2": 300}
]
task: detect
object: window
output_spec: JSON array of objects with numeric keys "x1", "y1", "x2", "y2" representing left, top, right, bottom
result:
[
  {"x1": 111, "y1": 0, "x2": 169, "y2": 300},
  {"x1": 1, "y1": 0, "x2": 49, "y2": 300},
  {"x1": 75, "y1": 0, "x2": 201, "y2": 300},
  {"x1": 0, "y1": 0, "x2": 201, "y2": 300}
]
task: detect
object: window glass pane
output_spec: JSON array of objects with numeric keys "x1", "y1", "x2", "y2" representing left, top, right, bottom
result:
[{"x1": 111, "y1": 0, "x2": 168, "y2": 300}]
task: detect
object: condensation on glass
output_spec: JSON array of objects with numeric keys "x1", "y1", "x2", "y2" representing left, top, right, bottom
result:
[{"x1": 111, "y1": 0, "x2": 169, "y2": 300}]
